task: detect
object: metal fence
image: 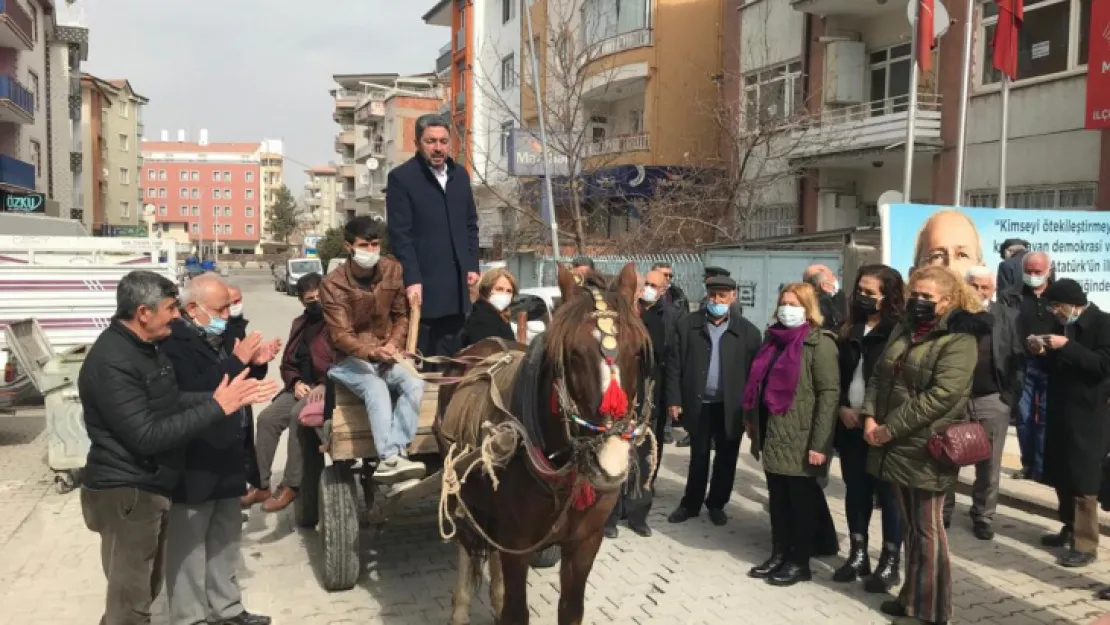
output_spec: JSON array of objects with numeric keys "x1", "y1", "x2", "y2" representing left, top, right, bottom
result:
[{"x1": 511, "y1": 253, "x2": 705, "y2": 304}]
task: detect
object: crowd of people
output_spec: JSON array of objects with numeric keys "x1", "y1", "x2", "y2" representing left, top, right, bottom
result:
[{"x1": 73, "y1": 111, "x2": 1110, "y2": 625}]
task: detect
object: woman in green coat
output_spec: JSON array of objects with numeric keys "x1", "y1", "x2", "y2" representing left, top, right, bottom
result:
[
  {"x1": 742, "y1": 282, "x2": 839, "y2": 587},
  {"x1": 862, "y1": 265, "x2": 981, "y2": 625}
]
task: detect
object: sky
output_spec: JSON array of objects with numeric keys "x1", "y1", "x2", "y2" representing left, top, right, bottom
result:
[{"x1": 77, "y1": 0, "x2": 446, "y2": 190}]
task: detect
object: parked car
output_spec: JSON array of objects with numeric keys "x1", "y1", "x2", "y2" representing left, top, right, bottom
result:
[
  {"x1": 509, "y1": 287, "x2": 561, "y2": 344},
  {"x1": 274, "y1": 257, "x2": 324, "y2": 295}
]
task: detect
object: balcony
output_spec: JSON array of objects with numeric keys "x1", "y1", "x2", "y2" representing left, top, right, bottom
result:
[
  {"x1": 70, "y1": 151, "x2": 82, "y2": 173},
  {"x1": 787, "y1": 94, "x2": 943, "y2": 164},
  {"x1": 791, "y1": 0, "x2": 898, "y2": 17},
  {"x1": 436, "y1": 42, "x2": 451, "y2": 75},
  {"x1": 334, "y1": 88, "x2": 358, "y2": 108},
  {"x1": 0, "y1": 0, "x2": 34, "y2": 50},
  {"x1": 585, "y1": 28, "x2": 653, "y2": 65},
  {"x1": 586, "y1": 133, "x2": 651, "y2": 157},
  {"x1": 0, "y1": 74, "x2": 34, "y2": 124},
  {"x1": 339, "y1": 198, "x2": 359, "y2": 212},
  {"x1": 354, "y1": 140, "x2": 385, "y2": 162},
  {"x1": 0, "y1": 153, "x2": 35, "y2": 190},
  {"x1": 339, "y1": 163, "x2": 356, "y2": 178},
  {"x1": 334, "y1": 130, "x2": 355, "y2": 150}
]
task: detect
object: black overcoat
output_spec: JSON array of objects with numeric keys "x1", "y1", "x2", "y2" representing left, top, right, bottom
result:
[
  {"x1": 1043, "y1": 304, "x2": 1110, "y2": 495},
  {"x1": 664, "y1": 309, "x2": 761, "y2": 440},
  {"x1": 386, "y1": 154, "x2": 480, "y2": 320}
]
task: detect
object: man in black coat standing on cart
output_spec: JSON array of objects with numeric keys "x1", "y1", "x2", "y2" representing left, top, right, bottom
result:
[{"x1": 387, "y1": 114, "x2": 480, "y2": 362}]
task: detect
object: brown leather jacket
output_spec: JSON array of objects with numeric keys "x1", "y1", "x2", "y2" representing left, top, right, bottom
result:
[{"x1": 319, "y1": 256, "x2": 409, "y2": 361}]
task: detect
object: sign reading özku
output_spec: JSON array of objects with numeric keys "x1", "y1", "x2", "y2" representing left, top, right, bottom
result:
[
  {"x1": 506, "y1": 128, "x2": 570, "y2": 177},
  {"x1": 0, "y1": 189, "x2": 45, "y2": 214},
  {"x1": 1085, "y1": 0, "x2": 1110, "y2": 129}
]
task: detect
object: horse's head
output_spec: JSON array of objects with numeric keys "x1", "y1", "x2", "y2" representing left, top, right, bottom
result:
[{"x1": 543, "y1": 262, "x2": 652, "y2": 486}]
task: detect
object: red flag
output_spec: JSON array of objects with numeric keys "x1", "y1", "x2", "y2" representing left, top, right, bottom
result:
[
  {"x1": 992, "y1": 0, "x2": 1024, "y2": 80},
  {"x1": 916, "y1": 0, "x2": 935, "y2": 72}
]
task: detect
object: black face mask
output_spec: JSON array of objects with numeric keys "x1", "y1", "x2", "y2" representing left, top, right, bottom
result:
[
  {"x1": 854, "y1": 294, "x2": 880, "y2": 316},
  {"x1": 906, "y1": 298, "x2": 937, "y2": 324},
  {"x1": 305, "y1": 301, "x2": 323, "y2": 319}
]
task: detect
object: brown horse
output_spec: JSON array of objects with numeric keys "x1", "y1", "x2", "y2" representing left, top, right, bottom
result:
[{"x1": 436, "y1": 262, "x2": 653, "y2": 625}]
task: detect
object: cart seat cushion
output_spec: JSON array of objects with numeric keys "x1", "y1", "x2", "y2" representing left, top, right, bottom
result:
[{"x1": 299, "y1": 396, "x2": 326, "y2": 427}]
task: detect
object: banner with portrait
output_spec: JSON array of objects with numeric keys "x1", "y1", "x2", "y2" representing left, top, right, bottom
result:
[{"x1": 880, "y1": 203, "x2": 1110, "y2": 308}]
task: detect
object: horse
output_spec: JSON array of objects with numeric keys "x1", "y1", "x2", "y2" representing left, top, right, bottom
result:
[{"x1": 435, "y1": 262, "x2": 654, "y2": 625}]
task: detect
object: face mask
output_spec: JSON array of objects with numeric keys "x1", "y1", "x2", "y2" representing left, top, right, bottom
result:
[
  {"x1": 906, "y1": 298, "x2": 937, "y2": 325},
  {"x1": 229, "y1": 303, "x2": 243, "y2": 318},
  {"x1": 831, "y1": 280, "x2": 840, "y2": 294},
  {"x1": 1055, "y1": 305, "x2": 1080, "y2": 325},
  {"x1": 641, "y1": 286, "x2": 659, "y2": 304},
  {"x1": 777, "y1": 305, "x2": 806, "y2": 328},
  {"x1": 981, "y1": 298, "x2": 992, "y2": 310},
  {"x1": 195, "y1": 305, "x2": 227, "y2": 336},
  {"x1": 304, "y1": 301, "x2": 323, "y2": 319},
  {"x1": 1023, "y1": 273, "x2": 1046, "y2": 288},
  {"x1": 352, "y1": 250, "x2": 380, "y2": 269},
  {"x1": 706, "y1": 302, "x2": 729, "y2": 318},
  {"x1": 854, "y1": 294, "x2": 880, "y2": 316},
  {"x1": 489, "y1": 292, "x2": 513, "y2": 311}
]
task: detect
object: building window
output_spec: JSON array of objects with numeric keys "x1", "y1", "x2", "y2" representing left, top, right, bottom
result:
[
  {"x1": 119, "y1": 101, "x2": 129, "y2": 118},
  {"x1": 502, "y1": 0, "x2": 516, "y2": 22},
  {"x1": 212, "y1": 171, "x2": 220, "y2": 182},
  {"x1": 743, "y1": 61, "x2": 804, "y2": 130},
  {"x1": 191, "y1": 223, "x2": 199, "y2": 233},
  {"x1": 180, "y1": 170, "x2": 188, "y2": 181},
  {"x1": 226, "y1": 189, "x2": 233, "y2": 199},
  {"x1": 582, "y1": 0, "x2": 649, "y2": 48},
  {"x1": 179, "y1": 206, "x2": 187, "y2": 216},
  {"x1": 119, "y1": 201, "x2": 130, "y2": 218},
  {"x1": 245, "y1": 189, "x2": 254, "y2": 200},
  {"x1": 27, "y1": 70, "x2": 38, "y2": 111},
  {"x1": 147, "y1": 170, "x2": 156, "y2": 181},
  {"x1": 29, "y1": 139, "x2": 40, "y2": 177},
  {"x1": 158, "y1": 188, "x2": 166, "y2": 198},
  {"x1": 223, "y1": 171, "x2": 231, "y2": 182},
  {"x1": 147, "y1": 187, "x2": 156, "y2": 198},
  {"x1": 119, "y1": 134, "x2": 129, "y2": 151},
  {"x1": 980, "y1": 0, "x2": 1092, "y2": 87},
  {"x1": 119, "y1": 167, "x2": 130, "y2": 184},
  {"x1": 191, "y1": 171, "x2": 199, "y2": 181},
  {"x1": 212, "y1": 188, "x2": 220, "y2": 199},
  {"x1": 159, "y1": 169, "x2": 166, "y2": 181},
  {"x1": 246, "y1": 224, "x2": 255, "y2": 235},
  {"x1": 246, "y1": 206, "x2": 254, "y2": 218},
  {"x1": 628, "y1": 108, "x2": 643, "y2": 134},
  {"x1": 212, "y1": 223, "x2": 219, "y2": 234},
  {"x1": 212, "y1": 206, "x2": 220, "y2": 217},
  {"x1": 191, "y1": 206, "x2": 199, "y2": 216},
  {"x1": 500, "y1": 121, "x2": 513, "y2": 156},
  {"x1": 223, "y1": 223, "x2": 231, "y2": 234},
  {"x1": 246, "y1": 171, "x2": 254, "y2": 182},
  {"x1": 223, "y1": 206, "x2": 232, "y2": 217},
  {"x1": 193, "y1": 188, "x2": 201, "y2": 199},
  {"x1": 179, "y1": 188, "x2": 187, "y2": 199},
  {"x1": 966, "y1": 183, "x2": 1097, "y2": 210},
  {"x1": 158, "y1": 205, "x2": 167, "y2": 216},
  {"x1": 869, "y1": 44, "x2": 913, "y2": 114},
  {"x1": 500, "y1": 53, "x2": 516, "y2": 90}
]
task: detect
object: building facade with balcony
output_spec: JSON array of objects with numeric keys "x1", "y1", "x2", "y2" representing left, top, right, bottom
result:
[
  {"x1": 302, "y1": 166, "x2": 339, "y2": 232},
  {"x1": 140, "y1": 133, "x2": 269, "y2": 254},
  {"x1": 258, "y1": 141, "x2": 284, "y2": 242},
  {"x1": 79, "y1": 74, "x2": 147, "y2": 234}
]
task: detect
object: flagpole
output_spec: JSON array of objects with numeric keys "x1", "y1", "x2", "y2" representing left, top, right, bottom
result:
[
  {"x1": 998, "y1": 75, "x2": 1011, "y2": 208},
  {"x1": 523, "y1": 0, "x2": 561, "y2": 264},
  {"x1": 953, "y1": 0, "x2": 976, "y2": 206},
  {"x1": 902, "y1": 0, "x2": 921, "y2": 200}
]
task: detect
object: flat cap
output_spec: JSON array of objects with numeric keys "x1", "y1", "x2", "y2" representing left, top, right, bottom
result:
[
  {"x1": 706, "y1": 276, "x2": 737, "y2": 291},
  {"x1": 1043, "y1": 278, "x2": 1087, "y2": 306},
  {"x1": 704, "y1": 266, "x2": 731, "y2": 279}
]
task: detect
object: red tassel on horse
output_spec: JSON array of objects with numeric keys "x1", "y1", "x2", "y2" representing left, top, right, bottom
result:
[
  {"x1": 598, "y1": 376, "x2": 628, "y2": 419},
  {"x1": 572, "y1": 482, "x2": 596, "y2": 511}
]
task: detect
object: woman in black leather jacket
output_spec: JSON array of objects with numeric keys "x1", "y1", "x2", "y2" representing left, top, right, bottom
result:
[{"x1": 832, "y1": 264, "x2": 906, "y2": 593}]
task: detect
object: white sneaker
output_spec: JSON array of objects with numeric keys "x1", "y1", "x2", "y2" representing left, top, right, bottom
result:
[
  {"x1": 385, "y1": 478, "x2": 421, "y2": 498},
  {"x1": 372, "y1": 455, "x2": 426, "y2": 483}
]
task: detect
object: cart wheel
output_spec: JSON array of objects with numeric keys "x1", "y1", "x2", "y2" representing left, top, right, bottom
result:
[
  {"x1": 532, "y1": 544, "x2": 561, "y2": 569},
  {"x1": 294, "y1": 426, "x2": 323, "y2": 529},
  {"x1": 318, "y1": 464, "x2": 360, "y2": 591}
]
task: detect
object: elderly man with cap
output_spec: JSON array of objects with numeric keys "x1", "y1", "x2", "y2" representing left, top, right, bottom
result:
[
  {"x1": 570, "y1": 256, "x2": 594, "y2": 279},
  {"x1": 996, "y1": 238, "x2": 1030, "y2": 295},
  {"x1": 803, "y1": 264, "x2": 845, "y2": 331},
  {"x1": 1028, "y1": 278, "x2": 1110, "y2": 568},
  {"x1": 665, "y1": 274, "x2": 762, "y2": 526}
]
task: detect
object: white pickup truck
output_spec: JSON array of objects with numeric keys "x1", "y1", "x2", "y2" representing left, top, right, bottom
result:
[{"x1": 0, "y1": 235, "x2": 177, "y2": 409}]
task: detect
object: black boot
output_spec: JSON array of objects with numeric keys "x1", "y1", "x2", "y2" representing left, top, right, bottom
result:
[
  {"x1": 864, "y1": 542, "x2": 902, "y2": 594},
  {"x1": 1041, "y1": 525, "x2": 1074, "y2": 548},
  {"x1": 832, "y1": 533, "x2": 871, "y2": 582},
  {"x1": 766, "y1": 561, "x2": 812, "y2": 586},
  {"x1": 747, "y1": 551, "x2": 786, "y2": 579}
]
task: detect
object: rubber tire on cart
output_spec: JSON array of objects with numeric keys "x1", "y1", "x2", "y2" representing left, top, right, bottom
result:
[
  {"x1": 532, "y1": 545, "x2": 561, "y2": 569},
  {"x1": 319, "y1": 464, "x2": 360, "y2": 591},
  {"x1": 294, "y1": 425, "x2": 324, "y2": 529}
]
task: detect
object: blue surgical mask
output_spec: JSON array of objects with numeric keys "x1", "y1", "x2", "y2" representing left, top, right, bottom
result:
[
  {"x1": 197, "y1": 305, "x2": 228, "y2": 336},
  {"x1": 707, "y1": 302, "x2": 729, "y2": 318}
]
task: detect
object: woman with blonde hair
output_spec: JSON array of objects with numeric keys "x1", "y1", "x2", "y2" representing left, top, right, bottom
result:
[
  {"x1": 458, "y1": 267, "x2": 517, "y2": 349},
  {"x1": 743, "y1": 282, "x2": 839, "y2": 586},
  {"x1": 863, "y1": 265, "x2": 985, "y2": 625}
]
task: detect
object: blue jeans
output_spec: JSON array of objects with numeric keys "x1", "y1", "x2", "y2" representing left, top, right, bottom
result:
[
  {"x1": 327, "y1": 356, "x2": 424, "y2": 461},
  {"x1": 1016, "y1": 360, "x2": 1048, "y2": 480}
]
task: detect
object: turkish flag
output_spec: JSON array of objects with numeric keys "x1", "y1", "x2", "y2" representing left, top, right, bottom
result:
[
  {"x1": 916, "y1": 0, "x2": 935, "y2": 72},
  {"x1": 992, "y1": 0, "x2": 1024, "y2": 80}
]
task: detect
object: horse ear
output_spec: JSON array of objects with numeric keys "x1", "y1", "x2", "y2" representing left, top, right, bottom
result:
[
  {"x1": 614, "y1": 262, "x2": 638, "y2": 306},
  {"x1": 557, "y1": 263, "x2": 579, "y2": 303}
]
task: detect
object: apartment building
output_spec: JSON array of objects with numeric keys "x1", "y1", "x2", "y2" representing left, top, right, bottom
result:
[
  {"x1": 141, "y1": 131, "x2": 272, "y2": 254},
  {"x1": 78, "y1": 74, "x2": 148, "y2": 234},
  {"x1": 348, "y1": 73, "x2": 442, "y2": 219},
  {"x1": 0, "y1": 0, "x2": 86, "y2": 220},
  {"x1": 259, "y1": 146, "x2": 284, "y2": 241},
  {"x1": 302, "y1": 166, "x2": 340, "y2": 231},
  {"x1": 728, "y1": 0, "x2": 1097, "y2": 238}
]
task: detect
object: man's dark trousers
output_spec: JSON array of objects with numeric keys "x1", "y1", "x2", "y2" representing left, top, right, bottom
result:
[
  {"x1": 417, "y1": 314, "x2": 466, "y2": 369},
  {"x1": 81, "y1": 486, "x2": 171, "y2": 625},
  {"x1": 680, "y1": 402, "x2": 742, "y2": 513}
]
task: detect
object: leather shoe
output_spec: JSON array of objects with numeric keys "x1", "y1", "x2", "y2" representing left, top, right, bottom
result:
[
  {"x1": 766, "y1": 562, "x2": 810, "y2": 586},
  {"x1": 675, "y1": 433, "x2": 691, "y2": 448},
  {"x1": 629, "y1": 521, "x2": 652, "y2": 537},
  {"x1": 215, "y1": 612, "x2": 271, "y2": 625},
  {"x1": 667, "y1": 507, "x2": 697, "y2": 524},
  {"x1": 1058, "y1": 549, "x2": 1097, "y2": 568},
  {"x1": 1095, "y1": 585, "x2": 1110, "y2": 601},
  {"x1": 1041, "y1": 526, "x2": 1074, "y2": 548},
  {"x1": 972, "y1": 521, "x2": 994, "y2": 541},
  {"x1": 240, "y1": 487, "x2": 269, "y2": 509},
  {"x1": 262, "y1": 486, "x2": 297, "y2": 513},
  {"x1": 748, "y1": 553, "x2": 785, "y2": 579},
  {"x1": 707, "y1": 509, "x2": 728, "y2": 526},
  {"x1": 880, "y1": 600, "x2": 907, "y2": 617},
  {"x1": 603, "y1": 525, "x2": 619, "y2": 539}
]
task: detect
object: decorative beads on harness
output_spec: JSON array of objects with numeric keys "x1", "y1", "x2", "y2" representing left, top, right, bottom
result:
[{"x1": 589, "y1": 287, "x2": 630, "y2": 421}]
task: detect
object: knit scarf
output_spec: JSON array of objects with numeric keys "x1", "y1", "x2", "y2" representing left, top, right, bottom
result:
[{"x1": 742, "y1": 324, "x2": 809, "y2": 415}]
